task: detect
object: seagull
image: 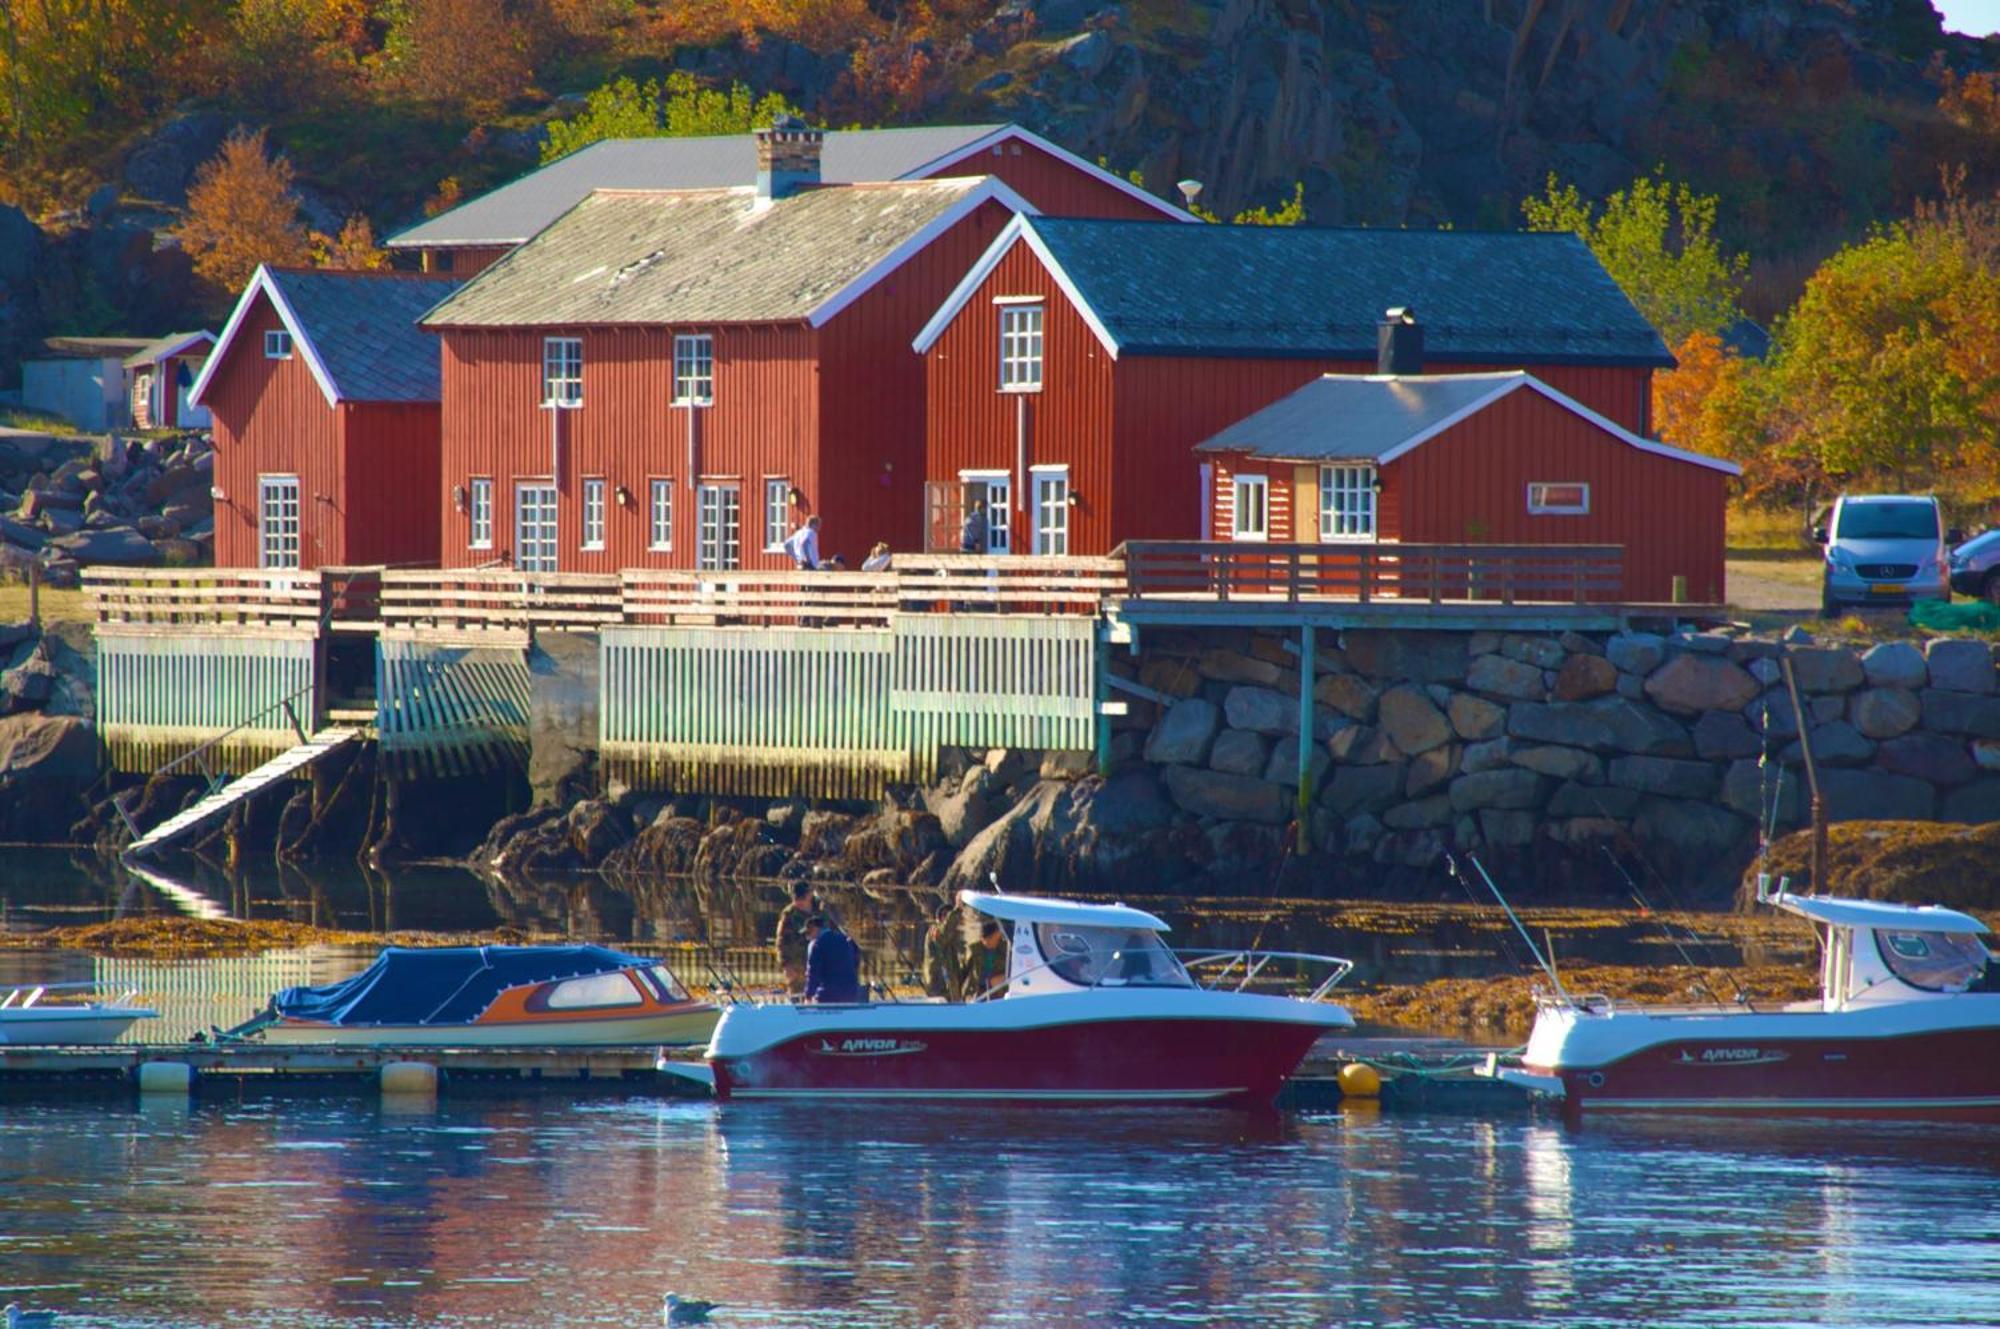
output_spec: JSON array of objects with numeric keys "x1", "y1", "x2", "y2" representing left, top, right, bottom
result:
[
  {"x1": 5, "y1": 1304, "x2": 57, "y2": 1329},
  {"x1": 663, "y1": 1292, "x2": 717, "y2": 1325}
]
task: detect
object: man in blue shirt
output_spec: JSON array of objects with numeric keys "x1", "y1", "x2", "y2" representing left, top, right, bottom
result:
[{"x1": 803, "y1": 914, "x2": 863, "y2": 1004}]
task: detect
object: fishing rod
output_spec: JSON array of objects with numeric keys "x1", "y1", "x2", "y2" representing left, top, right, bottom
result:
[
  {"x1": 1448, "y1": 852, "x2": 1567, "y2": 1000},
  {"x1": 1595, "y1": 843, "x2": 1742, "y2": 1007}
]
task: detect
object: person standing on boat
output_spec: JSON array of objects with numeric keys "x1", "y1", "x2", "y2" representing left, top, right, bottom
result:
[
  {"x1": 923, "y1": 901, "x2": 967, "y2": 999},
  {"x1": 968, "y1": 917, "x2": 1010, "y2": 999},
  {"x1": 774, "y1": 883, "x2": 817, "y2": 995},
  {"x1": 803, "y1": 915, "x2": 863, "y2": 1004}
]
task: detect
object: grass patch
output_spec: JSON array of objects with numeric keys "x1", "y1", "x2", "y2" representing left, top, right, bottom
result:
[
  {"x1": 0, "y1": 583, "x2": 92, "y2": 625},
  {"x1": 1727, "y1": 502, "x2": 1810, "y2": 552},
  {"x1": 0, "y1": 408, "x2": 81, "y2": 436}
]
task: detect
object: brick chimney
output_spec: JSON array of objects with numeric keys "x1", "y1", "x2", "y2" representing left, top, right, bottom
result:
[
  {"x1": 1377, "y1": 307, "x2": 1424, "y2": 376},
  {"x1": 754, "y1": 115, "x2": 824, "y2": 202}
]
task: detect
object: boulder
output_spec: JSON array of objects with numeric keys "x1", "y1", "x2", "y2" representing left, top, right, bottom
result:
[
  {"x1": 1549, "y1": 780, "x2": 1639, "y2": 819},
  {"x1": 1326, "y1": 724, "x2": 1397, "y2": 764},
  {"x1": 1634, "y1": 796, "x2": 1749, "y2": 860},
  {"x1": 1552, "y1": 653, "x2": 1617, "y2": 701},
  {"x1": 1208, "y1": 728, "x2": 1270, "y2": 776},
  {"x1": 925, "y1": 767, "x2": 1010, "y2": 848},
  {"x1": 1507, "y1": 698, "x2": 1689, "y2": 756},
  {"x1": 1161, "y1": 766, "x2": 1288, "y2": 824},
  {"x1": 1781, "y1": 720, "x2": 1874, "y2": 767},
  {"x1": 1340, "y1": 630, "x2": 1468, "y2": 683},
  {"x1": 1786, "y1": 647, "x2": 1864, "y2": 693},
  {"x1": 1941, "y1": 780, "x2": 2000, "y2": 824},
  {"x1": 1404, "y1": 743, "x2": 1458, "y2": 797},
  {"x1": 1918, "y1": 689, "x2": 2000, "y2": 739},
  {"x1": 1224, "y1": 685, "x2": 1296, "y2": 736},
  {"x1": 1693, "y1": 710, "x2": 1761, "y2": 760},
  {"x1": 797, "y1": 811, "x2": 856, "y2": 860},
  {"x1": 48, "y1": 526, "x2": 158, "y2": 565},
  {"x1": 1548, "y1": 817, "x2": 1625, "y2": 844},
  {"x1": 1376, "y1": 684, "x2": 1451, "y2": 754},
  {"x1": 1924, "y1": 638, "x2": 1995, "y2": 694},
  {"x1": 1605, "y1": 631, "x2": 1666, "y2": 676},
  {"x1": 1607, "y1": 755, "x2": 1718, "y2": 799},
  {"x1": 1861, "y1": 641, "x2": 1928, "y2": 690},
  {"x1": 1678, "y1": 631, "x2": 1732, "y2": 654},
  {"x1": 1314, "y1": 671, "x2": 1379, "y2": 722},
  {"x1": 1459, "y1": 737, "x2": 1514, "y2": 773},
  {"x1": 1743, "y1": 693, "x2": 1800, "y2": 739},
  {"x1": 1143, "y1": 697, "x2": 1220, "y2": 764},
  {"x1": 1262, "y1": 743, "x2": 1329, "y2": 790},
  {"x1": 565, "y1": 799, "x2": 631, "y2": 866},
  {"x1": 1321, "y1": 762, "x2": 1405, "y2": 815},
  {"x1": 1876, "y1": 732, "x2": 1977, "y2": 787},
  {"x1": 1721, "y1": 757, "x2": 1800, "y2": 823},
  {"x1": 0, "y1": 713, "x2": 100, "y2": 841},
  {"x1": 1479, "y1": 808, "x2": 1538, "y2": 846},
  {"x1": 0, "y1": 648, "x2": 54, "y2": 714},
  {"x1": 1975, "y1": 738, "x2": 2000, "y2": 772},
  {"x1": 1512, "y1": 744, "x2": 1602, "y2": 782},
  {"x1": 1447, "y1": 768, "x2": 1548, "y2": 812},
  {"x1": 1643, "y1": 653, "x2": 1758, "y2": 714},
  {"x1": 122, "y1": 111, "x2": 232, "y2": 204},
  {"x1": 1136, "y1": 657, "x2": 1201, "y2": 699},
  {"x1": 0, "y1": 516, "x2": 45, "y2": 550},
  {"x1": 1341, "y1": 812, "x2": 1386, "y2": 855},
  {"x1": 1383, "y1": 795, "x2": 1454, "y2": 830},
  {"x1": 1499, "y1": 634, "x2": 1566, "y2": 669},
  {"x1": 1197, "y1": 647, "x2": 1284, "y2": 687},
  {"x1": 1465, "y1": 653, "x2": 1544, "y2": 701},
  {"x1": 1848, "y1": 687, "x2": 1922, "y2": 740},
  {"x1": 1447, "y1": 692, "x2": 1505, "y2": 740},
  {"x1": 1820, "y1": 768, "x2": 1936, "y2": 822}
]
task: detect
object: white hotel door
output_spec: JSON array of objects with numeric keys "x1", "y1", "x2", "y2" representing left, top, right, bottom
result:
[{"x1": 515, "y1": 482, "x2": 558, "y2": 572}]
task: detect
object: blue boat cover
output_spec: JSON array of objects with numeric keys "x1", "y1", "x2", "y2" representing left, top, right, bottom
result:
[{"x1": 271, "y1": 945, "x2": 653, "y2": 1027}]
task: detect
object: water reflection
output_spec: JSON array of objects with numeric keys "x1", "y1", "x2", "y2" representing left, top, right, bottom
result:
[{"x1": 3, "y1": 1099, "x2": 1997, "y2": 1327}]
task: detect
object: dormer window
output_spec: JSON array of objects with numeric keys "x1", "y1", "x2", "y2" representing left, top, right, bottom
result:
[
  {"x1": 543, "y1": 336, "x2": 583, "y2": 407},
  {"x1": 998, "y1": 301, "x2": 1043, "y2": 392},
  {"x1": 264, "y1": 330, "x2": 293, "y2": 359}
]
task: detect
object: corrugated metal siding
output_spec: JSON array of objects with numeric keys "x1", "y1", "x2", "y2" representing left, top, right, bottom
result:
[
  {"x1": 1209, "y1": 456, "x2": 1297, "y2": 542},
  {"x1": 343, "y1": 402, "x2": 443, "y2": 567},
  {"x1": 376, "y1": 637, "x2": 530, "y2": 775},
  {"x1": 890, "y1": 614, "x2": 1095, "y2": 752},
  {"x1": 924, "y1": 238, "x2": 1119, "y2": 553},
  {"x1": 97, "y1": 630, "x2": 318, "y2": 773},
  {"x1": 205, "y1": 295, "x2": 345, "y2": 568},
  {"x1": 437, "y1": 324, "x2": 818, "y2": 571},
  {"x1": 928, "y1": 140, "x2": 1173, "y2": 221},
  {"x1": 815, "y1": 198, "x2": 1017, "y2": 563},
  {"x1": 1389, "y1": 387, "x2": 1726, "y2": 602}
]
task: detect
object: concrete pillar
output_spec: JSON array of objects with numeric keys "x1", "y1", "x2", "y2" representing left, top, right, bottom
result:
[
  {"x1": 1296, "y1": 623, "x2": 1317, "y2": 848},
  {"x1": 528, "y1": 631, "x2": 601, "y2": 804},
  {"x1": 135, "y1": 1061, "x2": 193, "y2": 1095},
  {"x1": 1094, "y1": 625, "x2": 1112, "y2": 778}
]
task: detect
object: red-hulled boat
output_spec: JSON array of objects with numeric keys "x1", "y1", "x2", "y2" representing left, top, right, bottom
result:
[
  {"x1": 704, "y1": 891, "x2": 1355, "y2": 1106},
  {"x1": 1503, "y1": 887, "x2": 2000, "y2": 1120}
]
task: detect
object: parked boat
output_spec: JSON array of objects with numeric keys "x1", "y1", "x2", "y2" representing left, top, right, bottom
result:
[
  {"x1": 1500, "y1": 884, "x2": 2000, "y2": 1120},
  {"x1": 0, "y1": 981, "x2": 159, "y2": 1046},
  {"x1": 227, "y1": 945, "x2": 717, "y2": 1048},
  {"x1": 705, "y1": 891, "x2": 1355, "y2": 1106}
]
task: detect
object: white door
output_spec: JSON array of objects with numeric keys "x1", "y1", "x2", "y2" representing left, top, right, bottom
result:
[
  {"x1": 1032, "y1": 466, "x2": 1070, "y2": 556},
  {"x1": 258, "y1": 476, "x2": 300, "y2": 570},
  {"x1": 697, "y1": 483, "x2": 741, "y2": 570},
  {"x1": 176, "y1": 361, "x2": 210, "y2": 428},
  {"x1": 961, "y1": 473, "x2": 1011, "y2": 553},
  {"x1": 515, "y1": 482, "x2": 558, "y2": 572}
]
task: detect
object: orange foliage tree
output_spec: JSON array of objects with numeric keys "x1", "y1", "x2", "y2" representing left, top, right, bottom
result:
[
  {"x1": 312, "y1": 215, "x2": 388, "y2": 270},
  {"x1": 378, "y1": 0, "x2": 536, "y2": 115},
  {"x1": 172, "y1": 127, "x2": 312, "y2": 295}
]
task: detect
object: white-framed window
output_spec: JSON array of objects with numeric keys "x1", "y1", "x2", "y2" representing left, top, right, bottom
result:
[
  {"x1": 1231, "y1": 473, "x2": 1269, "y2": 542},
  {"x1": 1528, "y1": 482, "x2": 1590, "y2": 515},
  {"x1": 648, "y1": 478, "x2": 673, "y2": 551},
  {"x1": 999, "y1": 302, "x2": 1044, "y2": 392},
  {"x1": 960, "y1": 471, "x2": 1010, "y2": 553},
  {"x1": 258, "y1": 475, "x2": 300, "y2": 569},
  {"x1": 765, "y1": 478, "x2": 791, "y2": 552},
  {"x1": 542, "y1": 336, "x2": 582, "y2": 407},
  {"x1": 263, "y1": 329, "x2": 293, "y2": 360},
  {"x1": 673, "y1": 334, "x2": 714, "y2": 406},
  {"x1": 1319, "y1": 465, "x2": 1376, "y2": 541},
  {"x1": 581, "y1": 477, "x2": 606, "y2": 550},
  {"x1": 1032, "y1": 465, "x2": 1069, "y2": 556},
  {"x1": 516, "y1": 482, "x2": 558, "y2": 572},
  {"x1": 468, "y1": 477, "x2": 493, "y2": 549},
  {"x1": 697, "y1": 482, "x2": 741, "y2": 570}
]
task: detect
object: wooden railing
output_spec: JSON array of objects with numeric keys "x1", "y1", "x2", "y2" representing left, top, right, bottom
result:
[
  {"x1": 1119, "y1": 542, "x2": 1625, "y2": 605},
  {"x1": 86, "y1": 567, "x2": 326, "y2": 630},
  {"x1": 377, "y1": 569, "x2": 624, "y2": 635}
]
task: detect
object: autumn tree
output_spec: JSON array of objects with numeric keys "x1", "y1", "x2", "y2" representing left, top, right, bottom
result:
[
  {"x1": 1522, "y1": 171, "x2": 1747, "y2": 346},
  {"x1": 378, "y1": 0, "x2": 536, "y2": 116},
  {"x1": 173, "y1": 128, "x2": 311, "y2": 295},
  {"x1": 312, "y1": 215, "x2": 388, "y2": 270},
  {"x1": 541, "y1": 73, "x2": 800, "y2": 163},
  {"x1": 1652, "y1": 329, "x2": 1766, "y2": 464},
  {"x1": 221, "y1": 0, "x2": 360, "y2": 112}
]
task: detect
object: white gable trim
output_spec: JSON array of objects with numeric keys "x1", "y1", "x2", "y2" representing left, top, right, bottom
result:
[
  {"x1": 907, "y1": 126, "x2": 1197, "y2": 224},
  {"x1": 187, "y1": 267, "x2": 342, "y2": 409},
  {"x1": 806, "y1": 178, "x2": 1040, "y2": 329},
  {"x1": 910, "y1": 215, "x2": 1121, "y2": 360},
  {"x1": 135, "y1": 331, "x2": 216, "y2": 368}
]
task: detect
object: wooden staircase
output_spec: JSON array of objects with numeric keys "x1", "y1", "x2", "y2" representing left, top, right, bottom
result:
[{"x1": 124, "y1": 728, "x2": 362, "y2": 858}]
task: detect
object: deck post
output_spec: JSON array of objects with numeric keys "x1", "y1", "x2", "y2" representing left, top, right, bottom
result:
[
  {"x1": 1094, "y1": 622, "x2": 1113, "y2": 778},
  {"x1": 1296, "y1": 623, "x2": 1316, "y2": 849}
]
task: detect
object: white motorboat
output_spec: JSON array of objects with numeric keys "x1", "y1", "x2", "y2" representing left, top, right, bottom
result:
[{"x1": 0, "y1": 981, "x2": 159, "y2": 1046}]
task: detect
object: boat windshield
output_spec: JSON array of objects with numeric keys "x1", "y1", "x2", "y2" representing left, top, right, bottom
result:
[
  {"x1": 1033, "y1": 924, "x2": 1191, "y2": 988},
  {"x1": 1875, "y1": 929, "x2": 1997, "y2": 993}
]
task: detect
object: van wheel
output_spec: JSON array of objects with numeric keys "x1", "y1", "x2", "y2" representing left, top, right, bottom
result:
[{"x1": 1984, "y1": 572, "x2": 2000, "y2": 607}]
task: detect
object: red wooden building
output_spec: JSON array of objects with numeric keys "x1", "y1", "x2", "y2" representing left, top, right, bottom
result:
[
  {"x1": 389, "y1": 123, "x2": 1185, "y2": 277},
  {"x1": 124, "y1": 331, "x2": 215, "y2": 430},
  {"x1": 190, "y1": 266, "x2": 462, "y2": 570},
  {"x1": 1197, "y1": 368, "x2": 1739, "y2": 603},
  {"x1": 421, "y1": 121, "x2": 1074, "y2": 573},
  {"x1": 915, "y1": 215, "x2": 1678, "y2": 558}
]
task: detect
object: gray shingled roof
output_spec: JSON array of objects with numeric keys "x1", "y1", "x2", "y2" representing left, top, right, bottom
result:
[
  {"x1": 1196, "y1": 373, "x2": 1525, "y2": 460},
  {"x1": 423, "y1": 179, "x2": 990, "y2": 328},
  {"x1": 1029, "y1": 218, "x2": 1674, "y2": 367},
  {"x1": 389, "y1": 124, "x2": 1007, "y2": 249},
  {"x1": 123, "y1": 331, "x2": 214, "y2": 368},
  {"x1": 268, "y1": 269, "x2": 462, "y2": 402}
]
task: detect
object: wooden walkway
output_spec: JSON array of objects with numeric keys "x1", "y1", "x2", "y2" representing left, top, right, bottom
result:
[{"x1": 124, "y1": 728, "x2": 360, "y2": 857}]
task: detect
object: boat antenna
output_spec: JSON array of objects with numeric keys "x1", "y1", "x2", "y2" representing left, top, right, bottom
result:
[
  {"x1": 1450, "y1": 852, "x2": 1567, "y2": 1000},
  {"x1": 1779, "y1": 652, "x2": 1829, "y2": 896}
]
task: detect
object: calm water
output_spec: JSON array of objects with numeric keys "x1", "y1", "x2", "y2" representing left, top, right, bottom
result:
[{"x1": 3, "y1": 1098, "x2": 1998, "y2": 1327}]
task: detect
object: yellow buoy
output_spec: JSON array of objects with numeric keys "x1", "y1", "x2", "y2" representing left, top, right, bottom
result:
[{"x1": 1338, "y1": 1062, "x2": 1382, "y2": 1099}]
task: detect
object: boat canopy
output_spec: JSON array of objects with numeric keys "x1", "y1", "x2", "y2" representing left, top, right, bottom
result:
[
  {"x1": 958, "y1": 891, "x2": 1169, "y2": 933},
  {"x1": 271, "y1": 945, "x2": 655, "y2": 1026},
  {"x1": 1775, "y1": 893, "x2": 1990, "y2": 936}
]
